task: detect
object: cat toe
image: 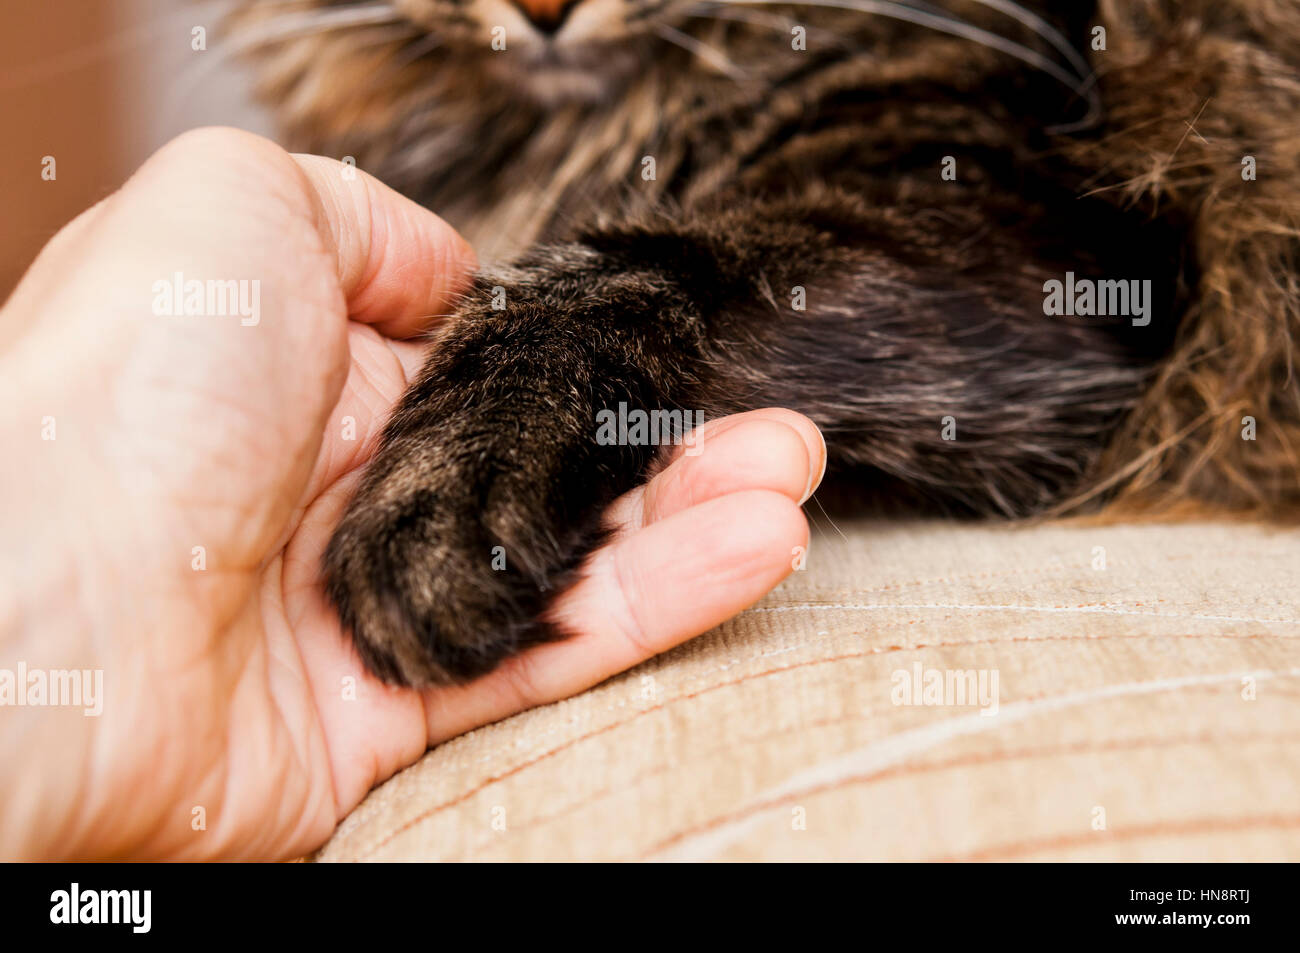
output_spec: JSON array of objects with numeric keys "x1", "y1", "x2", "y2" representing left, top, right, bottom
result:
[{"x1": 323, "y1": 483, "x2": 607, "y2": 686}]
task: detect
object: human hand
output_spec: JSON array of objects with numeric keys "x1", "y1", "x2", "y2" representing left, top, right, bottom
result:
[{"x1": 0, "y1": 128, "x2": 824, "y2": 860}]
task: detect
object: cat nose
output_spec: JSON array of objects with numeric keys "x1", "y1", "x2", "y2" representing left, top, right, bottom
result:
[{"x1": 510, "y1": 0, "x2": 582, "y2": 35}]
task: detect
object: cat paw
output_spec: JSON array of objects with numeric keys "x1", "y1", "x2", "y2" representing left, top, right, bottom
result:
[
  {"x1": 322, "y1": 437, "x2": 616, "y2": 687},
  {"x1": 323, "y1": 268, "x2": 666, "y2": 684}
]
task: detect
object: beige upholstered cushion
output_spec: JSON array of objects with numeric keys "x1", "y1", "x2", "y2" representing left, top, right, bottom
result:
[{"x1": 312, "y1": 518, "x2": 1300, "y2": 861}]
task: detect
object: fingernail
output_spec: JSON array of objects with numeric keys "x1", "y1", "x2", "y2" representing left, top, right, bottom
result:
[{"x1": 799, "y1": 426, "x2": 827, "y2": 505}]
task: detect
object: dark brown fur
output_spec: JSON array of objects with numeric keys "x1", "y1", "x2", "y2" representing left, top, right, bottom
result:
[{"x1": 228, "y1": 0, "x2": 1300, "y2": 684}]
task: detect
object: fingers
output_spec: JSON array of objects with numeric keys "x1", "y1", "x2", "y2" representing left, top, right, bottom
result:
[
  {"x1": 422, "y1": 413, "x2": 824, "y2": 744},
  {"x1": 96, "y1": 128, "x2": 476, "y2": 340},
  {"x1": 546, "y1": 490, "x2": 809, "y2": 681},
  {"x1": 604, "y1": 408, "x2": 827, "y2": 532},
  {"x1": 291, "y1": 153, "x2": 478, "y2": 337}
]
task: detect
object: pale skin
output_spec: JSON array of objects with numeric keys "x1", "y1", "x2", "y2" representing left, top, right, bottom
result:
[{"x1": 0, "y1": 128, "x2": 825, "y2": 860}]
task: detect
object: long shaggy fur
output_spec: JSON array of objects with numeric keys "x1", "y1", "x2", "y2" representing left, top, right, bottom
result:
[{"x1": 227, "y1": 0, "x2": 1300, "y2": 684}]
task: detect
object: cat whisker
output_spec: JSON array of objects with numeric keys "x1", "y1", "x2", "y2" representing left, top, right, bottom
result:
[
  {"x1": 968, "y1": 0, "x2": 1102, "y2": 132},
  {"x1": 652, "y1": 22, "x2": 749, "y2": 81},
  {"x1": 357, "y1": 29, "x2": 445, "y2": 88},
  {"x1": 966, "y1": 0, "x2": 1094, "y2": 82},
  {"x1": 685, "y1": 1, "x2": 796, "y2": 33},
  {"x1": 169, "y1": 5, "x2": 417, "y2": 128},
  {"x1": 176, "y1": 22, "x2": 417, "y2": 117},
  {"x1": 340, "y1": 31, "x2": 448, "y2": 111},
  {"x1": 714, "y1": 0, "x2": 1101, "y2": 129},
  {"x1": 686, "y1": 3, "x2": 851, "y2": 51},
  {"x1": 388, "y1": 31, "x2": 445, "y2": 72},
  {"x1": 225, "y1": 2, "x2": 412, "y2": 56}
]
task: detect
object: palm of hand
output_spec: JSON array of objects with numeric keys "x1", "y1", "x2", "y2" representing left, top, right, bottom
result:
[{"x1": 0, "y1": 129, "x2": 818, "y2": 860}]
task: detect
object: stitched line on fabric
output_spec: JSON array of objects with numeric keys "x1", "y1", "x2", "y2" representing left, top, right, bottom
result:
[
  {"x1": 353, "y1": 635, "x2": 1299, "y2": 859},
  {"x1": 768, "y1": 545, "x2": 1296, "y2": 600},
  {"x1": 455, "y1": 729, "x2": 1300, "y2": 861},
  {"x1": 748, "y1": 603, "x2": 1300, "y2": 626},
  {"x1": 931, "y1": 814, "x2": 1300, "y2": 862},
  {"x1": 643, "y1": 667, "x2": 1300, "y2": 861}
]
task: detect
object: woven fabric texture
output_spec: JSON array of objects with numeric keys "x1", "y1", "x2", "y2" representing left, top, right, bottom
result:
[{"x1": 312, "y1": 518, "x2": 1300, "y2": 861}]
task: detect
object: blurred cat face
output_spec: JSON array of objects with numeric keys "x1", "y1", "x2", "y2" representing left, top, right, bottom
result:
[
  {"x1": 396, "y1": 0, "x2": 642, "y2": 45},
  {"x1": 388, "y1": 0, "x2": 697, "y2": 100},
  {"x1": 239, "y1": 2, "x2": 1091, "y2": 116},
  {"x1": 235, "y1": 1, "x2": 841, "y2": 111}
]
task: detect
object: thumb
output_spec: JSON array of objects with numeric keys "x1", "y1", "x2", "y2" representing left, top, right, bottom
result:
[{"x1": 291, "y1": 153, "x2": 478, "y2": 338}]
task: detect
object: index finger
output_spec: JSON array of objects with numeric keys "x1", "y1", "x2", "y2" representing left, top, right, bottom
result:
[{"x1": 292, "y1": 153, "x2": 478, "y2": 338}]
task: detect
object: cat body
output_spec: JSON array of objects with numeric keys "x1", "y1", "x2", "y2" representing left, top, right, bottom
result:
[{"x1": 230, "y1": 0, "x2": 1300, "y2": 684}]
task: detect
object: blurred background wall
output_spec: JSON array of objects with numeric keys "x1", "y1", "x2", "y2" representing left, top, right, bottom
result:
[{"x1": 1, "y1": 0, "x2": 272, "y2": 300}]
